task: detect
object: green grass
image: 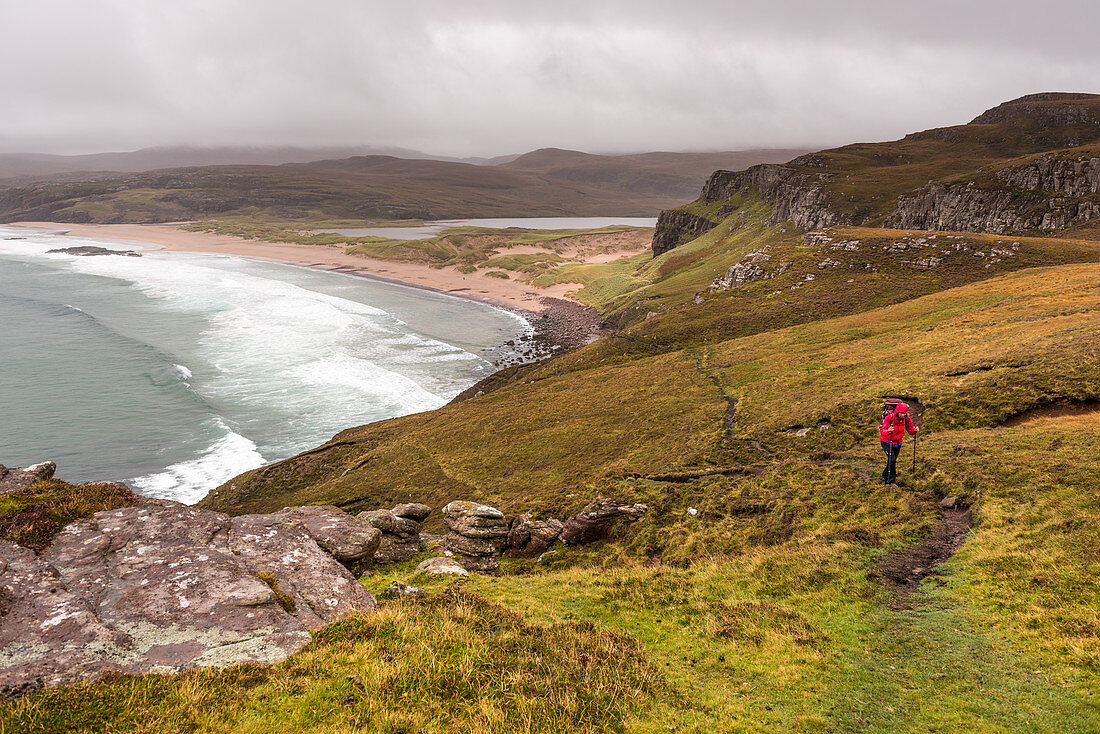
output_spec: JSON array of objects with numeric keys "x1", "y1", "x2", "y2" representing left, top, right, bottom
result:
[
  {"x1": 1, "y1": 588, "x2": 674, "y2": 734},
  {"x1": 0, "y1": 479, "x2": 136, "y2": 550}
]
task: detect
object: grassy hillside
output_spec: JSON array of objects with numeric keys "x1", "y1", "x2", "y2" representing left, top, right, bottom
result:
[{"x1": 9, "y1": 262, "x2": 1098, "y2": 731}]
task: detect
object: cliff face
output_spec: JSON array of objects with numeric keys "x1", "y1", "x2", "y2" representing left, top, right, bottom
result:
[
  {"x1": 888, "y1": 155, "x2": 1100, "y2": 233},
  {"x1": 651, "y1": 165, "x2": 840, "y2": 255},
  {"x1": 651, "y1": 209, "x2": 720, "y2": 256}
]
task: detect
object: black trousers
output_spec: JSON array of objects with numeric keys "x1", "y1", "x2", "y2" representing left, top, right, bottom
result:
[{"x1": 881, "y1": 441, "x2": 902, "y2": 483}]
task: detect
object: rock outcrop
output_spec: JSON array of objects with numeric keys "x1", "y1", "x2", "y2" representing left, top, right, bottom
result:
[
  {"x1": 46, "y1": 246, "x2": 141, "y2": 257},
  {"x1": 651, "y1": 209, "x2": 720, "y2": 256},
  {"x1": 275, "y1": 505, "x2": 381, "y2": 575},
  {"x1": 561, "y1": 499, "x2": 648, "y2": 545},
  {"x1": 0, "y1": 499, "x2": 378, "y2": 690},
  {"x1": 652, "y1": 164, "x2": 839, "y2": 256},
  {"x1": 358, "y1": 503, "x2": 431, "y2": 563},
  {"x1": 504, "y1": 514, "x2": 564, "y2": 558},
  {"x1": 442, "y1": 501, "x2": 509, "y2": 573},
  {"x1": 0, "y1": 462, "x2": 56, "y2": 493},
  {"x1": 888, "y1": 155, "x2": 1100, "y2": 234}
]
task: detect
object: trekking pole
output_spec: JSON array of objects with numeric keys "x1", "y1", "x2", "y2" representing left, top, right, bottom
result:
[{"x1": 912, "y1": 431, "x2": 918, "y2": 474}]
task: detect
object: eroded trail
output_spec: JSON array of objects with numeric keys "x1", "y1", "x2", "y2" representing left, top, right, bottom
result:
[{"x1": 878, "y1": 505, "x2": 972, "y2": 603}]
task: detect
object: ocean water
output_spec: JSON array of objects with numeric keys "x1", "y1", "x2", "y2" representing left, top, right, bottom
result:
[
  {"x1": 0, "y1": 226, "x2": 527, "y2": 503},
  {"x1": 316, "y1": 216, "x2": 659, "y2": 240}
]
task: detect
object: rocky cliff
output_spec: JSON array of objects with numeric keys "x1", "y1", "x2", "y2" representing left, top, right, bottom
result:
[
  {"x1": 887, "y1": 155, "x2": 1100, "y2": 233},
  {"x1": 652, "y1": 93, "x2": 1100, "y2": 255},
  {"x1": 652, "y1": 164, "x2": 840, "y2": 255}
]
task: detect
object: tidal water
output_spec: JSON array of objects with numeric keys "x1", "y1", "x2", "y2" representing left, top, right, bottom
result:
[
  {"x1": 316, "y1": 216, "x2": 659, "y2": 240},
  {"x1": 0, "y1": 226, "x2": 527, "y2": 503}
]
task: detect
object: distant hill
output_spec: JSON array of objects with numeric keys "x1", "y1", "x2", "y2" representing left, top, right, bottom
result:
[
  {"x1": 0, "y1": 145, "x2": 469, "y2": 181},
  {"x1": 0, "y1": 148, "x2": 809, "y2": 223}
]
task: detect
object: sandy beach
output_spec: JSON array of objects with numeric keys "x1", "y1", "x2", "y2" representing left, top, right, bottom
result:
[{"x1": 8, "y1": 221, "x2": 607, "y2": 313}]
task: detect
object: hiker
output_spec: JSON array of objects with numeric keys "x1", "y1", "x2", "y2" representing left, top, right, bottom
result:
[{"x1": 880, "y1": 401, "x2": 918, "y2": 485}]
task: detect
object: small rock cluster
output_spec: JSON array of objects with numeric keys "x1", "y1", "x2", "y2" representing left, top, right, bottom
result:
[
  {"x1": 0, "y1": 459, "x2": 653, "y2": 692},
  {"x1": 359, "y1": 503, "x2": 431, "y2": 563}
]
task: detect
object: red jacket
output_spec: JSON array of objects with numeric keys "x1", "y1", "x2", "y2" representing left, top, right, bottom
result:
[{"x1": 880, "y1": 405, "x2": 916, "y2": 445}]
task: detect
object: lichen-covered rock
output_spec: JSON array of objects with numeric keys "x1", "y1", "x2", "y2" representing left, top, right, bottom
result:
[
  {"x1": 358, "y1": 504, "x2": 432, "y2": 563},
  {"x1": 441, "y1": 501, "x2": 509, "y2": 574},
  {"x1": 0, "y1": 540, "x2": 128, "y2": 688},
  {"x1": 229, "y1": 513, "x2": 377, "y2": 629},
  {"x1": 0, "y1": 500, "x2": 380, "y2": 690},
  {"x1": 415, "y1": 557, "x2": 469, "y2": 576},
  {"x1": 560, "y1": 499, "x2": 648, "y2": 546},
  {"x1": 442, "y1": 501, "x2": 509, "y2": 538},
  {"x1": 393, "y1": 503, "x2": 432, "y2": 521},
  {"x1": 504, "y1": 514, "x2": 564, "y2": 558},
  {"x1": 0, "y1": 462, "x2": 56, "y2": 493},
  {"x1": 275, "y1": 505, "x2": 381, "y2": 566}
]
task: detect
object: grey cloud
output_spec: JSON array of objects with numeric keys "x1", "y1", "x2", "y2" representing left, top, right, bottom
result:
[{"x1": 1, "y1": 0, "x2": 1098, "y2": 156}]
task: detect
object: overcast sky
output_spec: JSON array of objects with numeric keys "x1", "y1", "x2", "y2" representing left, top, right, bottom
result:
[{"x1": 2, "y1": 0, "x2": 1098, "y2": 156}]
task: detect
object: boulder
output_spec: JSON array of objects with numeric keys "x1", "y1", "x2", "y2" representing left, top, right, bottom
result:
[
  {"x1": 560, "y1": 499, "x2": 648, "y2": 546},
  {"x1": 415, "y1": 557, "x2": 469, "y2": 576},
  {"x1": 358, "y1": 504, "x2": 432, "y2": 563},
  {"x1": 393, "y1": 503, "x2": 432, "y2": 521},
  {"x1": 229, "y1": 513, "x2": 377, "y2": 629},
  {"x1": 275, "y1": 505, "x2": 381, "y2": 570},
  {"x1": 0, "y1": 500, "x2": 380, "y2": 690},
  {"x1": 0, "y1": 462, "x2": 56, "y2": 494},
  {"x1": 504, "y1": 514, "x2": 564, "y2": 558},
  {"x1": 441, "y1": 501, "x2": 509, "y2": 574}
]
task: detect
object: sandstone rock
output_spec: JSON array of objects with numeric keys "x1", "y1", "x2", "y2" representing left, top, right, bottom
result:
[
  {"x1": 276, "y1": 505, "x2": 381, "y2": 566},
  {"x1": 442, "y1": 500, "x2": 509, "y2": 538},
  {"x1": 393, "y1": 503, "x2": 431, "y2": 521},
  {"x1": 0, "y1": 540, "x2": 128, "y2": 688},
  {"x1": 560, "y1": 499, "x2": 648, "y2": 546},
  {"x1": 0, "y1": 500, "x2": 381, "y2": 690},
  {"x1": 359, "y1": 509, "x2": 420, "y2": 537},
  {"x1": 504, "y1": 514, "x2": 564, "y2": 558},
  {"x1": 358, "y1": 505, "x2": 431, "y2": 563},
  {"x1": 0, "y1": 462, "x2": 56, "y2": 493},
  {"x1": 229, "y1": 513, "x2": 377, "y2": 629},
  {"x1": 415, "y1": 557, "x2": 469, "y2": 576},
  {"x1": 441, "y1": 500, "x2": 509, "y2": 574}
]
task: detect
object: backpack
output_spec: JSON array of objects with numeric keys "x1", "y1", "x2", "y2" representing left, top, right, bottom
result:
[{"x1": 881, "y1": 399, "x2": 903, "y2": 421}]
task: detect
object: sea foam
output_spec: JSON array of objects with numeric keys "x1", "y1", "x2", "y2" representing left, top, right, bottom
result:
[{"x1": 0, "y1": 229, "x2": 520, "y2": 503}]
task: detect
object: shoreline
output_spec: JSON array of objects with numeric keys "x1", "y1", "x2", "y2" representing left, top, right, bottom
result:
[{"x1": 5, "y1": 221, "x2": 611, "y2": 352}]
